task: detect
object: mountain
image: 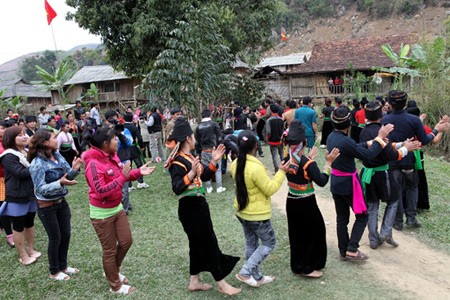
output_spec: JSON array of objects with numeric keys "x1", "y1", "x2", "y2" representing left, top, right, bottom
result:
[
  {"x1": 266, "y1": 6, "x2": 448, "y2": 57},
  {"x1": 0, "y1": 43, "x2": 101, "y2": 81}
]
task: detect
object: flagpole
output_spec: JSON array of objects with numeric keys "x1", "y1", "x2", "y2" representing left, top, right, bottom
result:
[{"x1": 50, "y1": 24, "x2": 58, "y2": 61}]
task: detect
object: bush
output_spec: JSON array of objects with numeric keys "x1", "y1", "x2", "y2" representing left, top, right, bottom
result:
[{"x1": 397, "y1": 0, "x2": 422, "y2": 17}]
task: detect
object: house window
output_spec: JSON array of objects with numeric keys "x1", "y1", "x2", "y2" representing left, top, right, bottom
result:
[
  {"x1": 104, "y1": 82, "x2": 120, "y2": 92},
  {"x1": 104, "y1": 82, "x2": 114, "y2": 92}
]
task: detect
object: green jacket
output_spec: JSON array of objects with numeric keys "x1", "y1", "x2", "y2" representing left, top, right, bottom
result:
[{"x1": 231, "y1": 154, "x2": 286, "y2": 221}]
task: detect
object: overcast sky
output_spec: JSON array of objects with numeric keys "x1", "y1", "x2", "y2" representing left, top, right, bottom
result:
[{"x1": 0, "y1": 0, "x2": 101, "y2": 65}]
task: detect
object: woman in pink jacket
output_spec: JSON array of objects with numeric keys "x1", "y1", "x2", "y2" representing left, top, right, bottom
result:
[{"x1": 83, "y1": 126, "x2": 155, "y2": 295}]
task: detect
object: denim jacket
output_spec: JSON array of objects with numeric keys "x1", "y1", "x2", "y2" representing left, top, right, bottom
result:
[{"x1": 29, "y1": 152, "x2": 79, "y2": 201}]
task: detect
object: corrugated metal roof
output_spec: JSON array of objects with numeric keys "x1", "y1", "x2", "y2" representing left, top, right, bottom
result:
[
  {"x1": 65, "y1": 65, "x2": 129, "y2": 85},
  {"x1": 256, "y1": 53, "x2": 310, "y2": 68}
]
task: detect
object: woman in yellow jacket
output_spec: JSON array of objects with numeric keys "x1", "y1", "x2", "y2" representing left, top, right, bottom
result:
[{"x1": 231, "y1": 130, "x2": 289, "y2": 287}]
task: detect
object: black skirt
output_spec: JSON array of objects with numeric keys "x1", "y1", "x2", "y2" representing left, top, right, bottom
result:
[
  {"x1": 286, "y1": 194, "x2": 327, "y2": 275},
  {"x1": 178, "y1": 195, "x2": 239, "y2": 281},
  {"x1": 321, "y1": 120, "x2": 333, "y2": 145}
]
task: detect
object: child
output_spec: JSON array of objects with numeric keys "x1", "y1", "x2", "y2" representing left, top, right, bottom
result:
[
  {"x1": 165, "y1": 117, "x2": 241, "y2": 296},
  {"x1": 284, "y1": 120, "x2": 340, "y2": 278},
  {"x1": 230, "y1": 130, "x2": 289, "y2": 287}
]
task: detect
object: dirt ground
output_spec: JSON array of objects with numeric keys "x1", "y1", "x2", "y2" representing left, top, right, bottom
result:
[{"x1": 271, "y1": 180, "x2": 450, "y2": 300}]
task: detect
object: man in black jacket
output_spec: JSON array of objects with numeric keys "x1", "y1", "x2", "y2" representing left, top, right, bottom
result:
[
  {"x1": 195, "y1": 109, "x2": 226, "y2": 194},
  {"x1": 145, "y1": 107, "x2": 165, "y2": 163}
]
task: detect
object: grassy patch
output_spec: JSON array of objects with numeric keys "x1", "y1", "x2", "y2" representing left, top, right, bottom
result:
[{"x1": 2, "y1": 146, "x2": 447, "y2": 298}]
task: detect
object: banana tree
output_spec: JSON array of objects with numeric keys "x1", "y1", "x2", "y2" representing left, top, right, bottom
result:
[
  {"x1": 380, "y1": 43, "x2": 421, "y2": 90},
  {"x1": 36, "y1": 60, "x2": 76, "y2": 109},
  {"x1": 85, "y1": 83, "x2": 100, "y2": 101}
]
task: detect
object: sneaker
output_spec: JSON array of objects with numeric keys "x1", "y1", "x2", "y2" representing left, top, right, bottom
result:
[
  {"x1": 320, "y1": 145, "x2": 327, "y2": 149},
  {"x1": 128, "y1": 186, "x2": 136, "y2": 193},
  {"x1": 206, "y1": 187, "x2": 213, "y2": 194},
  {"x1": 259, "y1": 153, "x2": 264, "y2": 157},
  {"x1": 217, "y1": 187, "x2": 227, "y2": 194},
  {"x1": 137, "y1": 183, "x2": 148, "y2": 189},
  {"x1": 406, "y1": 219, "x2": 421, "y2": 228}
]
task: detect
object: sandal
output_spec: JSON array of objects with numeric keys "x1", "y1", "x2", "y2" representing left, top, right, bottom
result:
[
  {"x1": 302, "y1": 270, "x2": 323, "y2": 278},
  {"x1": 258, "y1": 275, "x2": 275, "y2": 285},
  {"x1": 29, "y1": 251, "x2": 42, "y2": 259},
  {"x1": 235, "y1": 274, "x2": 259, "y2": 287},
  {"x1": 19, "y1": 256, "x2": 36, "y2": 266},
  {"x1": 110, "y1": 284, "x2": 136, "y2": 295},
  {"x1": 103, "y1": 272, "x2": 129, "y2": 284},
  {"x1": 64, "y1": 267, "x2": 80, "y2": 275},
  {"x1": 50, "y1": 272, "x2": 70, "y2": 281},
  {"x1": 346, "y1": 250, "x2": 369, "y2": 261}
]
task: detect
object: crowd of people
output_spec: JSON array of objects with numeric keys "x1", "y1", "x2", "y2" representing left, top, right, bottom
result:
[{"x1": 0, "y1": 89, "x2": 448, "y2": 296}]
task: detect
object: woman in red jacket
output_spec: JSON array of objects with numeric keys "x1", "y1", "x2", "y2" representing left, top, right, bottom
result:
[{"x1": 83, "y1": 126, "x2": 155, "y2": 295}]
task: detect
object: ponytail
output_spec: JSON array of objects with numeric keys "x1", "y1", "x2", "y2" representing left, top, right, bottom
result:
[{"x1": 235, "y1": 130, "x2": 257, "y2": 211}]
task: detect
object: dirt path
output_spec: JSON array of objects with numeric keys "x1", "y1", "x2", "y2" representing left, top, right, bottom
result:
[{"x1": 272, "y1": 180, "x2": 450, "y2": 300}]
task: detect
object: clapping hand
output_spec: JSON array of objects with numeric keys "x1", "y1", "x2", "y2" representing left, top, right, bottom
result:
[
  {"x1": 325, "y1": 147, "x2": 340, "y2": 164},
  {"x1": 122, "y1": 161, "x2": 131, "y2": 179},
  {"x1": 140, "y1": 163, "x2": 156, "y2": 176},
  {"x1": 279, "y1": 159, "x2": 290, "y2": 173},
  {"x1": 212, "y1": 144, "x2": 226, "y2": 162},
  {"x1": 187, "y1": 156, "x2": 200, "y2": 180},
  {"x1": 307, "y1": 146, "x2": 318, "y2": 160},
  {"x1": 59, "y1": 173, "x2": 77, "y2": 186},
  {"x1": 72, "y1": 157, "x2": 83, "y2": 171}
]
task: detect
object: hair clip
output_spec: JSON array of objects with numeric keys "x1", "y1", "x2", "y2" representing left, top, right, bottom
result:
[
  {"x1": 91, "y1": 128, "x2": 96, "y2": 135},
  {"x1": 242, "y1": 136, "x2": 248, "y2": 142}
]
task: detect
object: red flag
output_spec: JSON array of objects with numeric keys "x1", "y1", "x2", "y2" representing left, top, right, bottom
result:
[{"x1": 45, "y1": 0, "x2": 57, "y2": 25}]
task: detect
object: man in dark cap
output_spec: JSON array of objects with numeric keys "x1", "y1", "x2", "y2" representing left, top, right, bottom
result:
[
  {"x1": 327, "y1": 106, "x2": 394, "y2": 261},
  {"x1": 25, "y1": 115, "x2": 37, "y2": 137},
  {"x1": 382, "y1": 90, "x2": 449, "y2": 230},
  {"x1": 360, "y1": 101, "x2": 420, "y2": 249}
]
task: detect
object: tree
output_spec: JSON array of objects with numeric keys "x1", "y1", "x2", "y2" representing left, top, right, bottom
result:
[
  {"x1": 36, "y1": 61, "x2": 76, "y2": 107},
  {"x1": 66, "y1": 0, "x2": 280, "y2": 75},
  {"x1": 144, "y1": 7, "x2": 233, "y2": 117},
  {"x1": 85, "y1": 83, "x2": 100, "y2": 102},
  {"x1": 380, "y1": 43, "x2": 421, "y2": 90},
  {"x1": 18, "y1": 50, "x2": 57, "y2": 82}
]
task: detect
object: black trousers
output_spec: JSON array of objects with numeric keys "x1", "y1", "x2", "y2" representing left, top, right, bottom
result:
[
  {"x1": 332, "y1": 194, "x2": 368, "y2": 257},
  {"x1": 37, "y1": 200, "x2": 71, "y2": 275}
]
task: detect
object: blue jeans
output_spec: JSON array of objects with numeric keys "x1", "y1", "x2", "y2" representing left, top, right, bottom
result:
[
  {"x1": 37, "y1": 200, "x2": 71, "y2": 275},
  {"x1": 367, "y1": 199, "x2": 398, "y2": 245},
  {"x1": 201, "y1": 151, "x2": 222, "y2": 189},
  {"x1": 392, "y1": 169, "x2": 419, "y2": 225},
  {"x1": 237, "y1": 216, "x2": 276, "y2": 281},
  {"x1": 269, "y1": 144, "x2": 283, "y2": 172}
]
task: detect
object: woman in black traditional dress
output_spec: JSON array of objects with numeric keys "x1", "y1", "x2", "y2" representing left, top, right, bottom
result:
[
  {"x1": 284, "y1": 120, "x2": 340, "y2": 278},
  {"x1": 165, "y1": 117, "x2": 241, "y2": 296},
  {"x1": 319, "y1": 97, "x2": 334, "y2": 148}
]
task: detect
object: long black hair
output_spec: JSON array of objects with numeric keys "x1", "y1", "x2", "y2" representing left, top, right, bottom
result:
[{"x1": 235, "y1": 130, "x2": 257, "y2": 211}]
